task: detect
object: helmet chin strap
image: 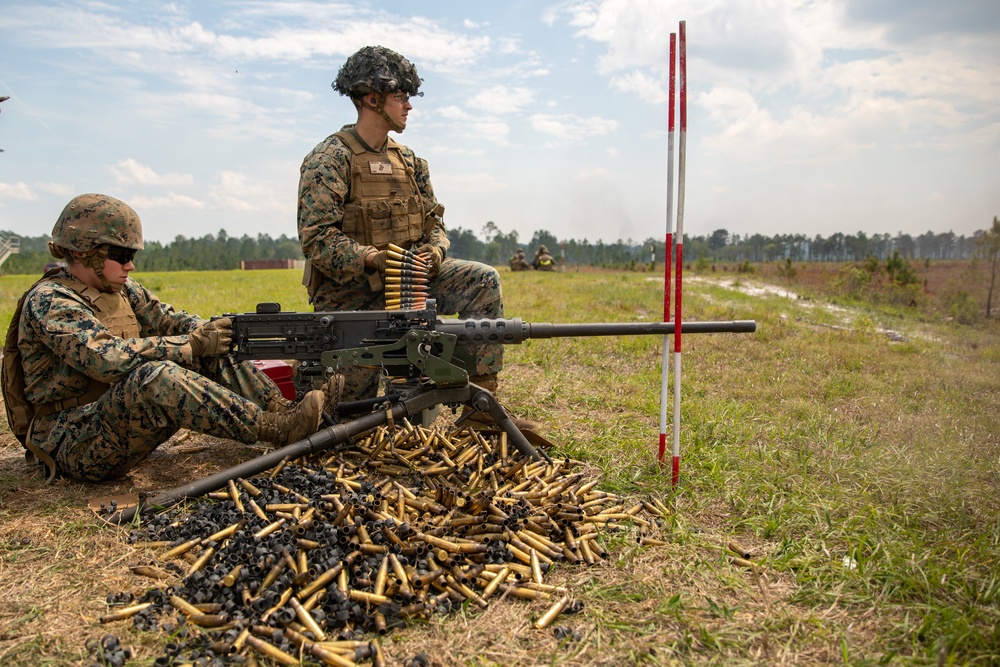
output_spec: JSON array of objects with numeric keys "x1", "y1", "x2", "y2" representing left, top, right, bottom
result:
[
  {"x1": 365, "y1": 94, "x2": 405, "y2": 133},
  {"x1": 80, "y1": 246, "x2": 118, "y2": 293}
]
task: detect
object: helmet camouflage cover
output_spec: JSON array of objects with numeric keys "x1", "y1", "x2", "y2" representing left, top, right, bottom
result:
[
  {"x1": 333, "y1": 45, "x2": 422, "y2": 98},
  {"x1": 50, "y1": 193, "x2": 144, "y2": 253}
]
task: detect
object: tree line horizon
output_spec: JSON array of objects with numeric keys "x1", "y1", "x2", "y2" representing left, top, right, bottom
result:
[{"x1": 1, "y1": 221, "x2": 993, "y2": 274}]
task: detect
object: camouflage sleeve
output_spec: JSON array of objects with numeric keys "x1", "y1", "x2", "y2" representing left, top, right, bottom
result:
[
  {"x1": 25, "y1": 285, "x2": 195, "y2": 385},
  {"x1": 126, "y1": 279, "x2": 204, "y2": 336},
  {"x1": 410, "y1": 151, "x2": 450, "y2": 257},
  {"x1": 297, "y1": 135, "x2": 371, "y2": 285}
]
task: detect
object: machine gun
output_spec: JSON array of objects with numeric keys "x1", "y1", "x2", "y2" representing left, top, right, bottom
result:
[
  {"x1": 105, "y1": 300, "x2": 754, "y2": 525},
  {"x1": 227, "y1": 300, "x2": 755, "y2": 459}
]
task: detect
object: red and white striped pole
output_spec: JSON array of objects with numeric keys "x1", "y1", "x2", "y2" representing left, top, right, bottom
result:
[
  {"x1": 672, "y1": 20, "x2": 687, "y2": 486},
  {"x1": 657, "y1": 32, "x2": 677, "y2": 466}
]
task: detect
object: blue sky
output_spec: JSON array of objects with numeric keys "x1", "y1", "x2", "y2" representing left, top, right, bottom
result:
[{"x1": 1, "y1": 0, "x2": 998, "y2": 246}]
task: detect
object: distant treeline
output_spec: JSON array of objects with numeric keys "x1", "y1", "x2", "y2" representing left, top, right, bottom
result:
[
  {"x1": 0, "y1": 223, "x2": 991, "y2": 274},
  {"x1": 449, "y1": 223, "x2": 989, "y2": 267}
]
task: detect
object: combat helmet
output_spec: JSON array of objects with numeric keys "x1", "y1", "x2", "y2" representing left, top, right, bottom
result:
[
  {"x1": 50, "y1": 193, "x2": 144, "y2": 254},
  {"x1": 333, "y1": 46, "x2": 423, "y2": 98}
]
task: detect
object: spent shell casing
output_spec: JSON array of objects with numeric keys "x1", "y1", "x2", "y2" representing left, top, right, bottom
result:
[
  {"x1": 479, "y1": 567, "x2": 510, "y2": 600},
  {"x1": 129, "y1": 565, "x2": 174, "y2": 580},
  {"x1": 237, "y1": 477, "x2": 262, "y2": 497},
  {"x1": 728, "y1": 540, "x2": 752, "y2": 559},
  {"x1": 289, "y1": 596, "x2": 327, "y2": 641},
  {"x1": 227, "y1": 479, "x2": 244, "y2": 512},
  {"x1": 246, "y1": 635, "x2": 299, "y2": 667},
  {"x1": 222, "y1": 564, "x2": 243, "y2": 587},
  {"x1": 728, "y1": 556, "x2": 759, "y2": 570},
  {"x1": 296, "y1": 563, "x2": 344, "y2": 601},
  {"x1": 187, "y1": 546, "x2": 215, "y2": 575},
  {"x1": 529, "y1": 549, "x2": 544, "y2": 585},
  {"x1": 160, "y1": 537, "x2": 201, "y2": 560},
  {"x1": 99, "y1": 601, "x2": 153, "y2": 624},
  {"x1": 348, "y1": 589, "x2": 389, "y2": 605},
  {"x1": 170, "y1": 595, "x2": 202, "y2": 617},
  {"x1": 188, "y1": 613, "x2": 229, "y2": 628},
  {"x1": 534, "y1": 594, "x2": 570, "y2": 630}
]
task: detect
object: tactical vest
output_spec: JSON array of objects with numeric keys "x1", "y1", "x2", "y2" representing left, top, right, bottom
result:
[
  {"x1": 2, "y1": 272, "x2": 140, "y2": 478},
  {"x1": 335, "y1": 130, "x2": 427, "y2": 249}
]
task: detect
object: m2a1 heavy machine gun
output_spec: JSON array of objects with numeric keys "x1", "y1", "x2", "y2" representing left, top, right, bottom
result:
[{"x1": 106, "y1": 300, "x2": 755, "y2": 524}]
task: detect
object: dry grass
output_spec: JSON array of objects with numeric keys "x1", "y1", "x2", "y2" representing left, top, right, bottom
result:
[{"x1": 1, "y1": 265, "x2": 998, "y2": 666}]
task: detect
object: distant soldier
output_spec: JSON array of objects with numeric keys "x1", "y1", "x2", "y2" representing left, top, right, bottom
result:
[
  {"x1": 509, "y1": 248, "x2": 530, "y2": 272},
  {"x1": 297, "y1": 45, "x2": 533, "y2": 430},
  {"x1": 2, "y1": 194, "x2": 328, "y2": 482},
  {"x1": 533, "y1": 245, "x2": 556, "y2": 271}
]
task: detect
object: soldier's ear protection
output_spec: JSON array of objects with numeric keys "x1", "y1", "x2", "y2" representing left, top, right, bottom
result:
[{"x1": 370, "y1": 96, "x2": 377, "y2": 106}]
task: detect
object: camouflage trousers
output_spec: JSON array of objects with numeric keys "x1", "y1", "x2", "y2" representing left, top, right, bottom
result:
[
  {"x1": 312, "y1": 257, "x2": 504, "y2": 401},
  {"x1": 31, "y1": 358, "x2": 282, "y2": 482}
]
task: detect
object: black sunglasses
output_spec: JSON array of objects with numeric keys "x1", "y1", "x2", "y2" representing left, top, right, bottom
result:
[{"x1": 106, "y1": 245, "x2": 137, "y2": 264}]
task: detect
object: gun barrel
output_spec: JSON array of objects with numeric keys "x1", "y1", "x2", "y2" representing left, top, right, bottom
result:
[
  {"x1": 437, "y1": 318, "x2": 756, "y2": 345},
  {"x1": 524, "y1": 320, "x2": 757, "y2": 339}
]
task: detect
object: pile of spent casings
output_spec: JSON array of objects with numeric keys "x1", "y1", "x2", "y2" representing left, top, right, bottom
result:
[{"x1": 102, "y1": 420, "x2": 668, "y2": 666}]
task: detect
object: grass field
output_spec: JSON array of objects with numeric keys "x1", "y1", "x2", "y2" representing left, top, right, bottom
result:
[{"x1": 0, "y1": 266, "x2": 998, "y2": 666}]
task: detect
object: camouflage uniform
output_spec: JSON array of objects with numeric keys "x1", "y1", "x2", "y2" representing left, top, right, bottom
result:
[
  {"x1": 509, "y1": 249, "x2": 530, "y2": 272},
  {"x1": 20, "y1": 269, "x2": 283, "y2": 482},
  {"x1": 298, "y1": 125, "x2": 503, "y2": 400}
]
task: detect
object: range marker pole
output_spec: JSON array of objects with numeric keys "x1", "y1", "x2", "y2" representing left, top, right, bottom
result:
[
  {"x1": 672, "y1": 20, "x2": 687, "y2": 487},
  {"x1": 658, "y1": 32, "x2": 677, "y2": 465}
]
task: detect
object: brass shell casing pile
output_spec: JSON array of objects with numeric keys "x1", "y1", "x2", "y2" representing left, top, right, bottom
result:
[
  {"x1": 110, "y1": 421, "x2": 670, "y2": 665},
  {"x1": 384, "y1": 243, "x2": 429, "y2": 310}
]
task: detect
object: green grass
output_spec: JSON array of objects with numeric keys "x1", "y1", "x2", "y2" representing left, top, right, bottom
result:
[{"x1": 1, "y1": 266, "x2": 999, "y2": 665}]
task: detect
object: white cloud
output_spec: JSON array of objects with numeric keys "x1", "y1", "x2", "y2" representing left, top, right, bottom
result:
[
  {"x1": 34, "y1": 182, "x2": 76, "y2": 198},
  {"x1": 0, "y1": 182, "x2": 38, "y2": 202},
  {"x1": 209, "y1": 171, "x2": 285, "y2": 213},
  {"x1": 530, "y1": 114, "x2": 618, "y2": 140},
  {"x1": 575, "y1": 167, "x2": 611, "y2": 181},
  {"x1": 439, "y1": 171, "x2": 507, "y2": 194},
  {"x1": 468, "y1": 86, "x2": 536, "y2": 115},
  {"x1": 130, "y1": 192, "x2": 206, "y2": 209},
  {"x1": 609, "y1": 71, "x2": 667, "y2": 104},
  {"x1": 109, "y1": 159, "x2": 194, "y2": 187}
]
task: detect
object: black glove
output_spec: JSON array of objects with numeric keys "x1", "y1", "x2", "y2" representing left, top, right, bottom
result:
[{"x1": 189, "y1": 318, "x2": 233, "y2": 357}]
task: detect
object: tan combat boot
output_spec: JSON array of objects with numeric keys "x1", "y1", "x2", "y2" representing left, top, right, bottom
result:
[
  {"x1": 257, "y1": 390, "x2": 324, "y2": 445},
  {"x1": 266, "y1": 374, "x2": 345, "y2": 415},
  {"x1": 461, "y1": 374, "x2": 539, "y2": 432}
]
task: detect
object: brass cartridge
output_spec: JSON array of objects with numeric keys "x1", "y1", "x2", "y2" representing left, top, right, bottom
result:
[
  {"x1": 289, "y1": 596, "x2": 327, "y2": 641},
  {"x1": 129, "y1": 565, "x2": 174, "y2": 580},
  {"x1": 296, "y1": 563, "x2": 344, "y2": 601},
  {"x1": 227, "y1": 479, "x2": 244, "y2": 513},
  {"x1": 534, "y1": 594, "x2": 570, "y2": 630},
  {"x1": 246, "y1": 635, "x2": 299, "y2": 666},
  {"x1": 237, "y1": 477, "x2": 262, "y2": 497},
  {"x1": 160, "y1": 537, "x2": 201, "y2": 561},
  {"x1": 99, "y1": 602, "x2": 152, "y2": 624}
]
